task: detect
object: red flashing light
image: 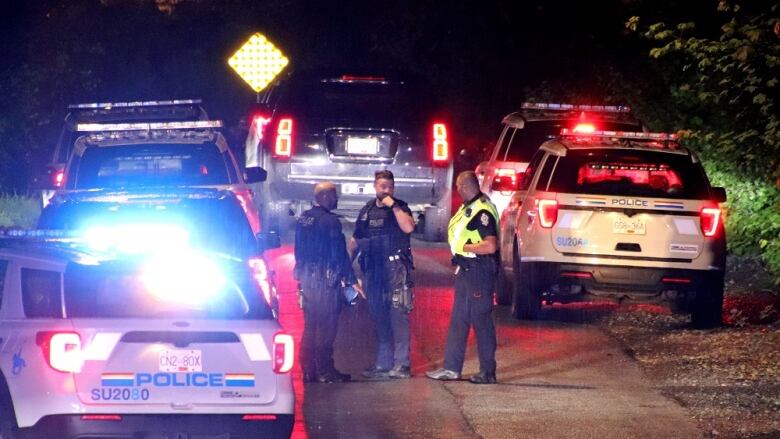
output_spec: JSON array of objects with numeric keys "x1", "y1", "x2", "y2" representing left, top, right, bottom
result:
[
  {"x1": 492, "y1": 168, "x2": 520, "y2": 192},
  {"x1": 537, "y1": 199, "x2": 558, "y2": 228},
  {"x1": 53, "y1": 170, "x2": 65, "y2": 188},
  {"x1": 248, "y1": 257, "x2": 273, "y2": 306},
  {"x1": 81, "y1": 415, "x2": 122, "y2": 421},
  {"x1": 572, "y1": 123, "x2": 596, "y2": 134},
  {"x1": 432, "y1": 123, "x2": 449, "y2": 163},
  {"x1": 700, "y1": 207, "x2": 721, "y2": 237},
  {"x1": 662, "y1": 277, "x2": 692, "y2": 284},
  {"x1": 561, "y1": 271, "x2": 592, "y2": 279},
  {"x1": 340, "y1": 75, "x2": 387, "y2": 82},
  {"x1": 274, "y1": 118, "x2": 293, "y2": 158},
  {"x1": 273, "y1": 332, "x2": 294, "y2": 374},
  {"x1": 36, "y1": 331, "x2": 82, "y2": 373},
  {"x1": 242, "y1": 414, "x2": 278, "y2": 421}
]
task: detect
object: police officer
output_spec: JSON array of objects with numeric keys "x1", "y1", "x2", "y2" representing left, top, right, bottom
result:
[
  {"x1": 295, "y1": 182, "x2": 363, "y2": 383},
  {"x1": 349, "y1": 170, "x2": 416, "y2": 379},
  {"x1": 426, "y1": 171, "x2": 499, "y2": 384}
]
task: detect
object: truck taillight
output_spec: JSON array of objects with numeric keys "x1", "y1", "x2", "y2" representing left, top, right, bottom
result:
[
  {"x1": 700, "y1": 207, "x2": 721, "y2": 237},
  {"x1": 432, "y1": 123, "x2": 448, "y2": 163},
  {"x1": 248, "y1": 257, "x2": 273, "y2": 306},
  {"x1": 537, "y1": 199, "x2": 558, "y2": 228},
  {"x1": 273, "y1": 118, "x2": 293, "y2": 158},
  {"x1": 273, "y1": 332, "x2": 294, "y2": 374},
  {"x1": 36, "y1": 331, "x2": 83, "y2": 373}
]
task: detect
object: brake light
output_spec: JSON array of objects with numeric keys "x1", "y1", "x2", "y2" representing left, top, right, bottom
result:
[
  {"x1": 243, "y1": 414, "x2": 278, "y2": 421},
  {"x1": 700, "y1": 207, "x2": 721, "y2": 237},
  {"x1": 432, "y1": 123, "x2": 448, "y2": 163},
  {"x1": 273, "y1": 332, "x2": 294, "y2": 373},
  {"x1": 273, "y1": 118, "x2": 293, "y2": 158},
  {"x1": 81, "y1": 415, "x2": 122, "y2": 421},
  {"x1": 53, "y1": 170, "x2": 65, "y2": 188},
  {"x1": 36, "y1": 331, "x2": 83, "y2": 373},
  {"x1": 662, "y1": 277, "x2": 692, "y2": 284},
  {"x1": 561, "y1": 271, "x2": 592, "y2": 279},
  {"x1": 248, "y1": 257, "x2": 273, "y2": 306},
  {"x1": 572, "y1": 123, "x2": 596, "y2": 134},
  {"x1": 537, "y1": 199, "x2": 558, "y2": 228},
  {"x1": 492, "y1": 168, "x2": 520, "y2": 192}
]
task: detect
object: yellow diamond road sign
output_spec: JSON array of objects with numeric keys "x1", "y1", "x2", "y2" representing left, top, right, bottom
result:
[{"x1": 228, "y1": 33, "x2": 289, "y2": 93}]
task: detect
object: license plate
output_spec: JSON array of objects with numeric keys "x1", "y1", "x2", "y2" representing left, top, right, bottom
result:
[
  {"x1": 613, "y1": 217, "x2": 646, "y2": 235},
  {"x1": 342, "y1": 183, "x2": 375, "y2": 195},
  {"x1": 346, "y1": 137, "x2": 378, "y2": 155},
  {"x1": 158, "y1": 349, "x2": 202, "y2": 372}
]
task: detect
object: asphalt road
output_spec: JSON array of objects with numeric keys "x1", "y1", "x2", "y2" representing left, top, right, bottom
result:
[{"x1": 266, "y1": 237, "x2": 702, "y2": 439}]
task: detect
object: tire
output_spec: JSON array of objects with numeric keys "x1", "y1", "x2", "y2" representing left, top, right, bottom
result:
[
  {"x1": 512, "y1": 261, "x2": 542, "y2": 320},
  {"x1": 423, "y1": 205, "x2": 449, "y2": 242},
  {"x1": 0, "y1": 380, "x2": 18, "y2": 439},
  {"x1": 495, "y1": 263, "x2": 513, "y2": 306},
  {"x1": 691, "y1": 272, "x2": 725, "y2": 329}
]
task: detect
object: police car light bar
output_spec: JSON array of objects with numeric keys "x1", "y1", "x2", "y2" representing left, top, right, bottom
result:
[
  {"x1": 68, "y1": 99, "x2": 202, "y2": 110},
  {"x1": 76, "y1": 120, "x2": 223, "y2": 132},
  {"x1": 560, "y1": 128, "x2": 677, "y2": 141},
  {"x1": 521, "y1": 102, "x2": 631, "y2": 113}
]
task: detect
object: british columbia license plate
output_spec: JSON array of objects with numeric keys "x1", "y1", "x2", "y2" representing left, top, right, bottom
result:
[{"x1": 158, "y1": 349, "x2": 202, "y2": 372}]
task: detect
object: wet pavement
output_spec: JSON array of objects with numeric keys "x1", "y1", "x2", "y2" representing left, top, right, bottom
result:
[{"x1": 266, "y1": 238, "x2": 702, "y2": 438}]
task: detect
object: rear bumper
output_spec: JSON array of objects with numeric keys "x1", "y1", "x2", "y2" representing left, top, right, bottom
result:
[
  {"x1": 18, "y1": 413, "x2": 294, "y2": 439},
  {"x1": 527, "y1": 261, "x2": 724, "y2": 302}
]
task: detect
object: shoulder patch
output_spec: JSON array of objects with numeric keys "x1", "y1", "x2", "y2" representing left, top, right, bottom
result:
[{"x1": 480, "y1": 212, "x2": 489, "y2": 226}]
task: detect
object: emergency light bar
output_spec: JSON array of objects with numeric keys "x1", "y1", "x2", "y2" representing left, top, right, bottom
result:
[
  {"x1": 560, "y1": 128, "x2": 677, "y2": 141},
  {"x1": 521, "y1": 102, "x2": 631, "y2": 113},
  {"x1": 68, "y1": 99, "x2": 202, "y2": 110},
  {"x1": 76, "y1": 120, "x2": 222, "y2": 132}
]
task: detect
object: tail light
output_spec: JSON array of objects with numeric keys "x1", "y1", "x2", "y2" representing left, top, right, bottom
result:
[
  {"x1": 36, "y1": 331, "x2": 83, "y2": 373},
  {"x1": 243, "y1": 414, "x2": 278, "y2": 421},
  {"x1": 700, "y1": 207, "x2": 721, "y2": 237},
  {"x1": 248, "y1": 257, "x2": 273, "y2": 306},
  {"x1": 561, "y1": 271, "x2": 592, "y2": 279},
  {"x1": 273, "y1": 332, "x2": 294, "y2": 373},
  {"x1": 81, "y1": 415, "x2": 122, "y2": 421},
  {"x1": 662, "y1": 277, "x2": 692, "y2": 284},
  {"x1": 537, "y1": 199, "x2": 558, "y2": 228},
  {"x1": 432, "y1": 123, "x2": 448, "y2": 163},
  {"x1": 273, "y1": 118, "x2": 293, "y2": 158},
  {"x1": 492, "y1": 168, "x2": 521, "y2": 192},
  {"x1": 53, "y1": 170, "x2": 65, "y2": 188}
]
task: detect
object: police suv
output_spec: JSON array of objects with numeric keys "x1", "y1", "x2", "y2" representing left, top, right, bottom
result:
[
  {"x1": 503, "y1": 129, "x2": 727, "y2": 328},
  {"x1": 0, "y1": 232, "x2": 294, "y2": 438},
  {"x1": 57, "y1": 120, "x2": 267, "y2": 234}
]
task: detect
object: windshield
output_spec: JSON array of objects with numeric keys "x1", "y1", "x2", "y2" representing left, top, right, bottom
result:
[
  {"x1": 64, "y1": 258, "x2": 273, "y2": 319},
  {"x1": 71, "y1": 143, "x2": 231, "y2": 189},
  {"x1": 548, "y1": 149, "x2": 710, "y2": 199}
]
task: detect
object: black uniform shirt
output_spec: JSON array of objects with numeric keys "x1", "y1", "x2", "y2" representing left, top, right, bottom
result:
[
  {"x1": 353, "y1": 198, "x2": 413, "y2": 269},
  {"x1": 294, "y1": 205, "x2": 356, "y2": 284}
]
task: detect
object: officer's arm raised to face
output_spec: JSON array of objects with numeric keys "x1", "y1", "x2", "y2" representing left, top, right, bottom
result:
[
  {"x1": 456, "y1": 171, "x2": 497, "y2": 255},
  {"x1": 375, "y1": 174, "x2": 415, "y2": 234}
]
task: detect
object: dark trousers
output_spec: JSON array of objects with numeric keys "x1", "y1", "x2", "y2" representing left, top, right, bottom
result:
[
  {"x1": 298, "y1": 267, "x2": 342, "y2": 376},
  {"x1": 443, "y1": 263, "x2": 497, "y2": 374},
  {"x1": 365, "y1": 259, "x2": 411, "y2": 369}
]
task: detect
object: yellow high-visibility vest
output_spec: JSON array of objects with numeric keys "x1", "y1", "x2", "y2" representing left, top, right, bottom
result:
[{"x1": 447, "y1": 195, "x2": 499, "y2": 258}]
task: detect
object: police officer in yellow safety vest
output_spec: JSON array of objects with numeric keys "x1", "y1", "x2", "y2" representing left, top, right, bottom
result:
[{"x1": 427, "y1": 171, "x2": 499, "y2": 384}]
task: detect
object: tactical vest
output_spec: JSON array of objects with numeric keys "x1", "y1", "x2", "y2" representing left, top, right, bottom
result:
[{"x1": 448, "y1": 195, "x2": 499, "y2": 258}]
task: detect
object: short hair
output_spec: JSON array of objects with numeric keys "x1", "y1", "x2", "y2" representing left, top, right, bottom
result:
[
  {"x1": 457, "y1": 171, "x2": 480, "y2": 191},
  {"x1": 374, "y1": 170, "x2": 394, "y2": 182}
]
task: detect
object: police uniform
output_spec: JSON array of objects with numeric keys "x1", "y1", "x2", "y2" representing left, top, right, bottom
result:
[
  {"x1": 294, "y1": 205, "x2": 356, "y2": 381},
  {"x1": 443, "y1": 193, "x2": 499, "y2": 377},
  {"x1": 353, "y1": 198, "x2": 414, "y2": 374}
]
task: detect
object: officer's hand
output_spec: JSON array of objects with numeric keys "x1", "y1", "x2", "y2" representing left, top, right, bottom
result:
[
  {"x1": 381, "y1": 195, "x2": 395, "y2": 208},
  {"x1": 353, "y1": 282, "x2": 366, "y2": 299}
]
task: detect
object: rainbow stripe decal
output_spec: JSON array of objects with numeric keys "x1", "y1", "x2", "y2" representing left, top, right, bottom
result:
[
  {"x1": 654, "y1": 201, "x2": 685, "y2": 209},
  {"x1": 575, "y1": 197, "x2": 607, "y2": 206},
  {"x1": 224, "y1": 373, "x2": 255, "y2": 387},
  {"x1": 101, "y1": 373, "x2": 135, "y2": 387}
]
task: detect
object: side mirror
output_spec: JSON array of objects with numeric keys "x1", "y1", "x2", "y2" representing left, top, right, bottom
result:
[
  {"x1": 712, "y1": 187, "x2": 727, "y2": 203},
  {"x1": 244, "y1": 167, "x2": 268, "y2": 184},
  {"x1": 256, "y1": 231, "x2": 281, "y2": 252}
]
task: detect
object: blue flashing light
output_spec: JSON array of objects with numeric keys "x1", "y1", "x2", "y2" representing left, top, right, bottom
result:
[
  {"x1": 83, "y1": 224, "x2": 190, "y2": 254},
  {"x1": 140, "y1": 251, "x2": 227, "y2": 306}
]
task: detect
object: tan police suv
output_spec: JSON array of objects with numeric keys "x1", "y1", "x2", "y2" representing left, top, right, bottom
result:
[{"x1": 502, "y1": 129, "x2": 727, "y2": 328}]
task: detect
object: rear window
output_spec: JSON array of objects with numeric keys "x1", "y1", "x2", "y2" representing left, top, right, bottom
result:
[
  {"x1": 503, "y1": 120, "x2": 641, "y2": 163},
  {"x1": 283, "y1": 80, "x2": 433, "y2": 122},
  {"x1": 22, "y1": 268, "x2": 62, "y2": 318},
  {"x1": 70, "y1": 143, "x2": 231, "y2": 189},
  {"x1": 64, "y1": 259, "x2": 273, "y2": 320},
  {"x1": 548, "y1": 149, "x2": 710, "y2": 199}
]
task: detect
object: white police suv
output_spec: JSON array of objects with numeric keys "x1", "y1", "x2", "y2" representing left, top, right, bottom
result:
[
  {"x1": 0, "y1": 233, "x2": 294, "y2": 438},
  {"x1": 503, "y1": 129, "x2": 727, "y2": 328}
]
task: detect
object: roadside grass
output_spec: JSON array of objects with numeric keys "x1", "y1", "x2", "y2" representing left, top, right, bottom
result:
[{"x1": 0, "y1": 194, "x2": 40, "y2": 228}]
